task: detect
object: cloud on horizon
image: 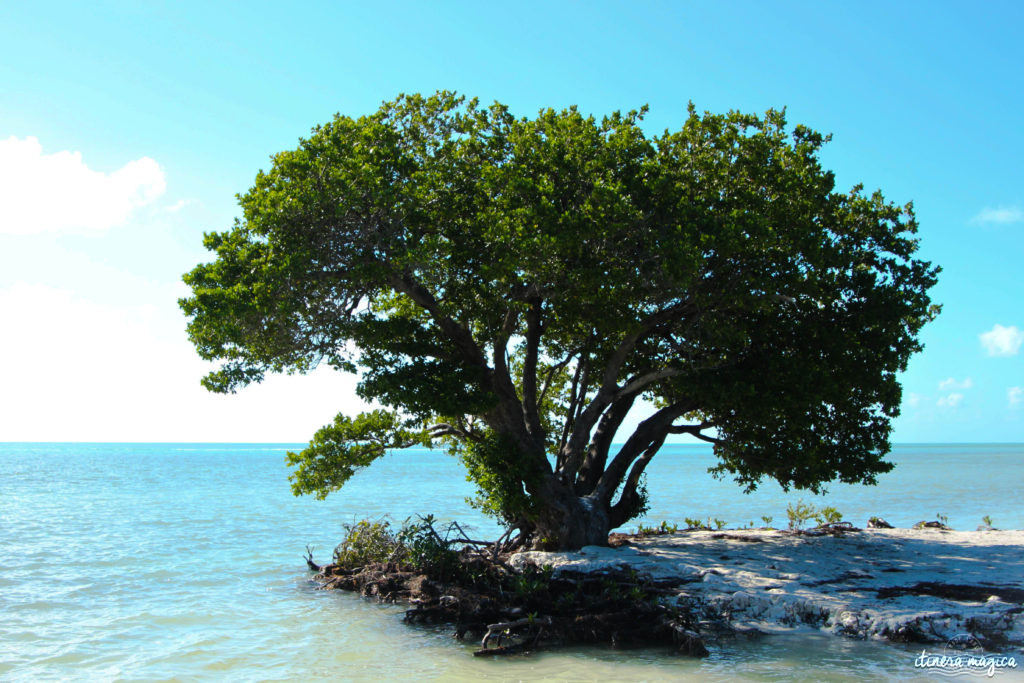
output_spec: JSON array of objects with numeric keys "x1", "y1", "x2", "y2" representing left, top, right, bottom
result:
[
  {"x1": 970, "y1": 206, "x2": 1023, "y2": 225},
  {"x1": 0, "y1": 281, "x2": 368, "y2": 441},
  {"x1": 0, "y1": 136, "x2": 166, "y2": 235},
  {"x1": 980, "y1": 324, "x2": 1024, "y2": 357}
]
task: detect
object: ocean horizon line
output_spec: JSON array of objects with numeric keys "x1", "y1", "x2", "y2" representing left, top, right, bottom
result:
[{"x1": 2, "y1": 440, "x2": 1022, "y2": 447}]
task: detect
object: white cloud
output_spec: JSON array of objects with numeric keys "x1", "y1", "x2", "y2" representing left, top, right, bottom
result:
[
  {"x1": 165, "y1": 198, "x2": 191, "y2": 213},
  {"x1": 1010, "y1": 387, "x2": 1023, "y2": 409},
  {"x1": 0, "y1": 136, "x2": 166, "y2": 235},
  {"x1": 937, "y1": 393, "x2": 964, "y2": 408},
  {"x1": 905, "y1": 392, "x2": 922, "y2": 408},
  {"x1": 938, "y1": 377, "x2": 973, "y2": 391},
  {"x1": 980, "y1": 324, "x2": 1024, "y2": 357},
  {"x1": 971, "y1": 206, "x2": 1024, "y2": 225},
  {"x1": 0, "y1": 282, "x2": 369, "y2": 441}
]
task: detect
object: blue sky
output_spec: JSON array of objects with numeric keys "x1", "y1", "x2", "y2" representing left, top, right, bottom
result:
[{"x1": 0, "y1": 1, "x2": 1021, "y2": 442}]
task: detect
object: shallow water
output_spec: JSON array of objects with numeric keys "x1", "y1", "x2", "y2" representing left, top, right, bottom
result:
[{"x1": 2, "y1": 442, "x2": 1022, "y2": 681}]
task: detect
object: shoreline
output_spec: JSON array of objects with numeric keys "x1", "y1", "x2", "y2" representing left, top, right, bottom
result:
[{"x1": 511, "y1": 527, "x2": 1024, "y2": 650}]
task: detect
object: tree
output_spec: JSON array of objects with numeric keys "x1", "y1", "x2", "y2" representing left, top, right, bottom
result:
[{"x1": 180, "y1": 92, "x2": 939, "y2": 550}]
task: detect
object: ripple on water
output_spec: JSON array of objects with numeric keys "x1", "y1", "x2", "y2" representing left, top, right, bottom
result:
[{"x1": 4, "y1": 442, "x2": 1024, "y2": 681}]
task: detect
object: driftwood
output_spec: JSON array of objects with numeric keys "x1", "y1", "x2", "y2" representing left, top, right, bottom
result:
[
  {"x1": 476, "y1": 615, "x2": 553, "y2": 655},
  {"x1": 801, "y1": 521, "x2": 861, "y2": 536},
  {"x1": 304, "y1": 545, "x2": 321, "y2": 572}
]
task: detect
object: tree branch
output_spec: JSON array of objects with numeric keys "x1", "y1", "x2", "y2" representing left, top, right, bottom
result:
[
  {"x1": 560, "y1": 300, "x2": 693, "y2": 468},
  {"x1": 558, "y1": 367, "x2": 683, "y2": 480},
  {"x1": 387, "y1": 273, "x2": 488, "y2": 369},
  {"x1": 668, "y1": 421, "x2": 722, "y2": 444},
  {"x1": 574, "y1": 393, "x2": 636, "y2": 494},
  {"x1": 593, "y1": 400, "x2": 692, "y2": 504},
  {"x1": 609, "y1": 432, "x2": 666, "y2": 528},
  {"x1": 521, "y1": 297, "x2": 544, "y2": 441},
  {"x1": 389, "y1": 272, "x2": 541, "y2": 465},
  {"x1": 427, "y1": 422, "x2": 476, "y2": 441},
  {"x1": 613, "y1": 367, "x2": 685, "y2": 401},
  {"x1": 537, "y1": 348, "x2": 578, "y2": 408},
  {"x1": 558, "y1": 355, "x2": 590, "y2": 459}
]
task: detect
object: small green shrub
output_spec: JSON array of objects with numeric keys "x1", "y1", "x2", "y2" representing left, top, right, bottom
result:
[
  {"x1": 514, "y1": 565, "x2": 552, "y2": 596},
  {"x1": 786, "y1": 500, "x2": 817, "y2": 530},
  {"x1": 637, "y1": 520, "x2": 679, "y2": 535},
  {"x1": 782, "y1": 501, "x2": 845, "y2": 530},
  {"x1": 332, "y1": 515, "x2": 462, "y2": 578},
  {"x1": 816, "y1": 506, "x2": 843, "y2": 525},
  {"x1": 396, "y1": 515, "x2": 459, "y2": 575},
  {"x1": 334, "y1": 520, "x2": 400, "y2": 567},
  {"x1": 761, "y1": 515, "x2": 774, "y2": 528}
]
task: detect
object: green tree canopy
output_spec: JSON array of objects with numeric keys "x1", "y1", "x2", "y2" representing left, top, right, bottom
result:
[{"x1": 181, "y1": 92, "x2": 939, "y2": 549}]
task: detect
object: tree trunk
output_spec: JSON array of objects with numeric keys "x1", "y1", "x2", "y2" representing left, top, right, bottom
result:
[{"x1": 532, "y1": 492, "x2": 611, "y2": 550}]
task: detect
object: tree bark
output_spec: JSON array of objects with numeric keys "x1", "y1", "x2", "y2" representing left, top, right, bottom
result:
[{"x1": 530, "y1": 484, "x2": 612, "y2": 549}]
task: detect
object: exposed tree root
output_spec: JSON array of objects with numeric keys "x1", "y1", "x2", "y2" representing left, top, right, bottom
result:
[{"x1": 312, "y1": 549, "x2": 708, "y2": 657}]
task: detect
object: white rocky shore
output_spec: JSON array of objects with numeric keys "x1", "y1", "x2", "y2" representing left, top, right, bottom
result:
[{"x1": 511, "y1": 527, "x2": 1024, "y2": 651}]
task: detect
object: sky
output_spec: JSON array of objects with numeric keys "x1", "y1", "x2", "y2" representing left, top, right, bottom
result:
[{"x1": 0, "y1": 1, "x2": 1021, "y2": 443}]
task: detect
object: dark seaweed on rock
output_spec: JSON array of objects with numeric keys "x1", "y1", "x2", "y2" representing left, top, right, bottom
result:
[{"x1": 315, "y1": 550, "x2": 708, "y2": 657}]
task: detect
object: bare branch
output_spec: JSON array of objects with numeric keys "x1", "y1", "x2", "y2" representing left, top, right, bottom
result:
[
  {"x1": 521, "y1": 297, "x2": 544, "y2": 440},
  {"x1": 557, "y1": 366, "x2": 682, "y2": 480},
  {"x1": 558, "y1": 355, "x2": 591, "y2": 459},
  {"x1": 613, "y1": 367, "x2": 685, "y2": 401},
  {"x1": 609, "y1": 433, "x2": 665, "y2": 528},
  {"x1": 428, "y1": 422, "x2": 472, "y2": 440},
  {"x1": 574, "y1": 393, "x2": 636, "y2": 493},
  {"x1": 668, "y1": 421, "x2": 722, "y2": 444},
  {"x1": 561, "y1": 300, "x2": 694, "y2": 467},
  {"x1": 689, "y1": 431, "x2": 722, "y2": 445},
  {"x1": 537, "y1": 348, "x2": 578, "y2": 407},
  {"x1": 387, "y1": 273, "x2": 488, "y2": 369},
  {"x1": 593, "y1": 400, "x2": 693, "y2": 503}
]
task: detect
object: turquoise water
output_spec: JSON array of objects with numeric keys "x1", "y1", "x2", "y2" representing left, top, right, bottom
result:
[{"x1": 2, "y1": 442, "x2": 1023, "y2": 681}]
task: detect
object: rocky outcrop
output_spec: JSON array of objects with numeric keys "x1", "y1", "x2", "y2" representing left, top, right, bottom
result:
[{"x1": 510, "y1": 528, "x2": 1024, "y2": 651}]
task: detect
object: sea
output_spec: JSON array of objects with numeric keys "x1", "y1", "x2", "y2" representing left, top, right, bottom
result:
[{"x1": 2, "y1": 442, "x2": 1023, "y2": 681}]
